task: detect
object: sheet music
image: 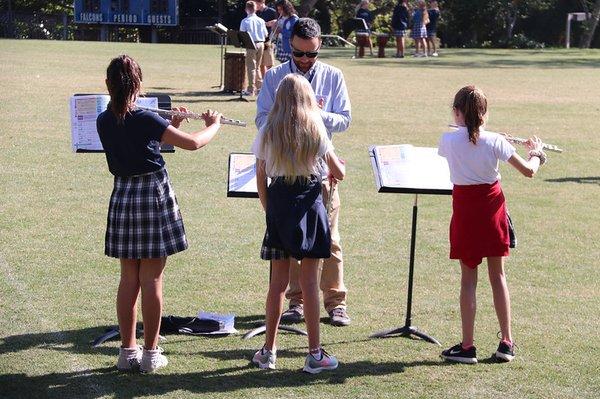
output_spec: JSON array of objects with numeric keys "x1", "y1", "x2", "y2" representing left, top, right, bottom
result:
[
  {"x1": 371, "y1": 145, "x2": 452, "y2": 191},
  {"x1": 228, "y1": 153, "x2": 258, "y2": 195},
  {"x1": 70, "y1": 95, "x2": 158, "y2": 151}
]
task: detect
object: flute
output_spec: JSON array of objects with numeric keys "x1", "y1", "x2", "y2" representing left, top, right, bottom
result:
[
  {"x1": 136, "y1": 106, "x2": 247, "y2": 127},
  {"x1": 448, "y1": 124, "x2": 563, "y2": 153}
]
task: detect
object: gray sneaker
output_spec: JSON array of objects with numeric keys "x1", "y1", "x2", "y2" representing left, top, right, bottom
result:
[
  {"x1": 116, "y1": 345, "x2": 142, "y2": 371},
  {"x1": 252, "y1": 347, "x2": 277, "y2": 369},
  {"x1": 140, "y1": 346, "x2": 168, "y2": 373},
  {"x1": 302, "y1": 348, "x2": 339, "y2": 374},
  {"x1": 280, "y1": 304, "x2": 304, "y2": 324},
  {"x1": 329, "y1": 308, "x2": 351, "y2": 326}
]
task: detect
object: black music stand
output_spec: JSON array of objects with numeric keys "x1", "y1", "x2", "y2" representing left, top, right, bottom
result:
[
  {"x1": 207, "y1": 24, "x2": 228, "y2": 91},
  {"x1": 368, "y1": 145, "x2": 452, "y2": 345},
  {"x1": 226, "y1": 30, "x2": 256, "y2": 102},
  {"x1": 227, "y1": 153, "x2": 307, "y2": 339}
]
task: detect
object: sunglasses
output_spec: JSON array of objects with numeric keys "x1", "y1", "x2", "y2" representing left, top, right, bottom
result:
[{"x1": 292, "y1": 49, "x2": 319, "y2": 58}]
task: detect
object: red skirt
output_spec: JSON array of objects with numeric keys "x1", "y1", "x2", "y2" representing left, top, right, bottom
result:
[{"x1": 450, "y1": 181, "x2": 509, "y2": 268}]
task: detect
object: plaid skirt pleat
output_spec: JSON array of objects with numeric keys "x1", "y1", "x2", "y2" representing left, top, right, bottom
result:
[
  {"x1": 275, "y1": 40, "x2": 291, "y2": 63},
  {"x1": 105, "y1": 168, "x2": 188, "y2": 259},
  {"x1": 411, "y1": 25, "x2": 427, "y2": 39}
]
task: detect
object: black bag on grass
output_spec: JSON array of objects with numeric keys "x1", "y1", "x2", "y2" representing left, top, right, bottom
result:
[{"x1": 160, "y1": 315, "x2": 223, "y2": 335}]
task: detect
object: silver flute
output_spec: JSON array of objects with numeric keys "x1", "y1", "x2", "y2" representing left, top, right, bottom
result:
[
  {"x1": 448, "y1": 124, "x2": 563, "y2": 153},
  {"x1": 136, "y1": 106, "x2": 247, "y2": 127}
]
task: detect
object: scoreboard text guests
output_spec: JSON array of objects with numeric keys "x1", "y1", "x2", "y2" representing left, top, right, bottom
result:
[{"x1": 74, "y1": 0, "x2": 179, "y2": 26}]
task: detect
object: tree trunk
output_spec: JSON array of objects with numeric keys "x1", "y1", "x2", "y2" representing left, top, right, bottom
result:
[
  {"x1": 297, "y1": 0, "x2": 319, "y2": 18},
  {"x1": 580, "y1": 0, "x2": 600, "y2": 48}
]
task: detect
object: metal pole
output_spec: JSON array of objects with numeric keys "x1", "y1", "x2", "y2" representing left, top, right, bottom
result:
[
  {"x1": 566, "y1": 14, "x2": 572, "y2": 49},
  {"x1": 405, "y1": 194, "x2": 418, "y2": 327}
]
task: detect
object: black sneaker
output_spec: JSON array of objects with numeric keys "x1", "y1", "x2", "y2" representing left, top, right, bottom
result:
[
  {"x1": 280, "y1": 304, "x2": 304, "y2": 324},
  {"x1": 329, "y1": 308, "x2": 351, "y2": 327},
  {"x1": 441, "y1": 343, "x2": 477, "y2": 364},
  {"x1": 494, "y1": 341, "x2": 515, "y2": 362}
]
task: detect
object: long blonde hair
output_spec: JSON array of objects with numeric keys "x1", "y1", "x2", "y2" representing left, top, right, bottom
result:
[{"x1": 261, "y1": 74, "x2": 328, "y2": 184}]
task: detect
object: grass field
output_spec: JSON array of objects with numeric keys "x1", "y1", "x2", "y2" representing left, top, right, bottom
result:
[{"x1": 0, "y1": 39, "x2": 599, "y2": 399}]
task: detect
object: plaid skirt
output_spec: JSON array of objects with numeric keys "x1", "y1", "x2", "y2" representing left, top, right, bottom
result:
[
  {"x1": 105, "y1": 167, "x2": 188, "y2": 259},
  {"x1": 275, "y1": 40, "x2": 291, "y2": 63},
  {"x1": 412, "y1": 25, "x2": 427, "y2": 39}
]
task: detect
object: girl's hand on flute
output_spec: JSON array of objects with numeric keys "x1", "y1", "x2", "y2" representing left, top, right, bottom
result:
[
  {"x1": 171, "y1": 107, "x2": 188, "y2": 128},
  {"x1": 201, "y1": 109, "x2": 222, "y2": 128},
  {"x1": 525, "y1": 135, "x2": 543, "y2": 152}
]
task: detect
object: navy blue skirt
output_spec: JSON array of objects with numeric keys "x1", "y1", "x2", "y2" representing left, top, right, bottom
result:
[{"x1": 263, "y1": 176, "x2": 331, "y2": 260}]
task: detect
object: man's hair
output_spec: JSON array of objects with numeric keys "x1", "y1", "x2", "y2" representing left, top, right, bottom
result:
[
  {"x1": 246, "y1": 1, "x2": 256, "y2": 12},
  {"x1": 291, "y1": 18, "x2": 321, "y2": 40}
]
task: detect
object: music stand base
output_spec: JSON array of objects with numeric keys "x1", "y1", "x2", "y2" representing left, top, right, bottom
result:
[
  {"x1": 370, "y1": 324, "x2": 440, "y2": 346},
  {"x1": 227, "y1": 92, "x2": 250, "y2": 102},
  {"x1": 242, "y1": 324, "x2": 307, "y2": 340}
]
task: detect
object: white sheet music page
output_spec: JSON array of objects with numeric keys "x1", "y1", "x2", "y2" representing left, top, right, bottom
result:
[
  {"x1": 373, "y1": 145, "x2": 452, "y2": 191},
  {"x1": 70, "y1": 95, "x2": 158, "y2": 151},
  {"x1": 228, "y1": 153, "x2": 258, "y2": 194}
]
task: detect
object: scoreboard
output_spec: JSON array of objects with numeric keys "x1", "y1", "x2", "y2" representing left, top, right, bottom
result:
[{"x1": 74, "y1": 0, "x2": 179, "y2": 26}]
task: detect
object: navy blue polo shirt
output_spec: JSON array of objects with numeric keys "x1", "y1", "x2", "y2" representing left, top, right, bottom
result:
[
  {"x1": 97, "y1": 108, "x2": 169, "y2": 177},
  {"x1": 356, "y1": 9, "x2": 373, "y2": 27},
  {"x1": 257, "y1": 7, "x2": 278, "y2": 35},
  {"x1": 428, "y1": 9, "x2": 440, "y2": 31}
]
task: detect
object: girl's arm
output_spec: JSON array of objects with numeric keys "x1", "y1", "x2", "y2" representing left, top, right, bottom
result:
[
  {"x1": 161, "y1": 109, "x2": 222, "y2": 151},
  {"x1": 507, "y1": 136, "x2": 544, "y2": 178},
  {"x1": 256, "y1": 159, "x2": 268, "y2": 211},
  {"x1": 324, "y1": 150, "x2": 345, "y2": 181}
]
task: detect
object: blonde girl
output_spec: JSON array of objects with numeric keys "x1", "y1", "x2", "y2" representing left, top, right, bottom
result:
[{"x1": 251, "y1": 74, "x2": 345, "y2": 373}]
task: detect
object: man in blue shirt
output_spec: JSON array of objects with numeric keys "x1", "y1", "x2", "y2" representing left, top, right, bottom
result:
[
  {"x1": 255, "y1": 18, "x2": 352, "y2": 327},
  {"x1": 240, "y1": 1, "x2": 268, "y2": 95},
  {"x1": 255, "y1": 0, "x2": 278, "y2": 77}
]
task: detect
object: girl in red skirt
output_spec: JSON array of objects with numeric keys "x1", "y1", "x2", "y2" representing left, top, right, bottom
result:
[{"x1": 438, "y1": 85, "x2": 547, "y2": 364}]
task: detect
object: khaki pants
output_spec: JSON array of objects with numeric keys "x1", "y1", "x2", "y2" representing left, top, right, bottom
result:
[
  {"x1": 261, "y1": 41, "x2": 274, "y2": 67},
  {"x1": 286, "y1": 180, "x2": 347, "y2": 312},
  {"x1": 245, "y1": 42, "x2": 264, "y2": 92}
]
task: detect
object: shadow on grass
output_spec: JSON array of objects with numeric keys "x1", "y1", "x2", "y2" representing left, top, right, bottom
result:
[
  {"x1": 0, "y1": 358, "x2": 451, "y2": 398},
  {"x1": 545, "y1": 176, "x2": 600, "y2": 186}
]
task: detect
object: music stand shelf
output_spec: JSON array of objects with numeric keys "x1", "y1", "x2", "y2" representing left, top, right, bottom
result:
[
  {"x1": 368, "y1": 145, "x2": 452, "y2": 345},
  {"x1": 227, "y1": 153, "x2": 307, "y2": 339}
]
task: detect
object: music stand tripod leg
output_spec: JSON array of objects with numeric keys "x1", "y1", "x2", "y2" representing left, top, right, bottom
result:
[
  {"x1": 242, "y1": 261, "x2": 307, "y2": 340},
  {"x1": 370, "y1": 194, "x2": 440, "y2": 346}
]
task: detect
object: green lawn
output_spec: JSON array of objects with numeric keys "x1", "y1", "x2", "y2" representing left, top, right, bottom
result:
[{"x1": 0, "y1": 39, "x2": 599, "y2": 399}]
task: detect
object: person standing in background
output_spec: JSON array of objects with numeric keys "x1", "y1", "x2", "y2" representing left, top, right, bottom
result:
[
  {"x1": 274, "y1": 0, "x2": 299, "y2": 63},
  {"x1": 391, "y1": 0, "x2": 410, "y2": 58},
  {"x1": 411, "y1": 0, "x2": 429, "y2": 57},
  {"x1": 240, "y1": 1, "x2": 268, "y2": 96},
  {"x1": 427, "y1": 0, "x2": 440, "y2": 57},
  {"x1": 256, "y1": 0, "x2": 278, "y2": 76},
  {"x1": 355, "y1": 0, "x2": 374, "y2": 56}
]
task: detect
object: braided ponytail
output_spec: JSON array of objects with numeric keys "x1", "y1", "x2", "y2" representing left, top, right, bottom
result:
[
  {"x1": 453, "y1": 85, "x2": 487, "y2": 144},
  {"x1": 105, "y1": 55, "x2": 143, "y2": 124}
]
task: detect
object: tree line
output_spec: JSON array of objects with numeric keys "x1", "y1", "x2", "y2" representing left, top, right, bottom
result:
[{"x1": 2, "y1": 0, "x2": 599, "y2": 47}]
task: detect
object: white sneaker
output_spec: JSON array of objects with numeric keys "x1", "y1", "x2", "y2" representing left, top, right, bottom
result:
[
  {"x1": 432, "y1": 52, "x2": 439, "y2": 57},
  {"x1": 140, "y1": 346, "x2": 168, "y2": 373},
  {"x1": 116, "y1": 345, "x2": 142, "y2": 371},
  {"x1": 252, "y1": 347, "x2": 276, "y2": 369}
]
